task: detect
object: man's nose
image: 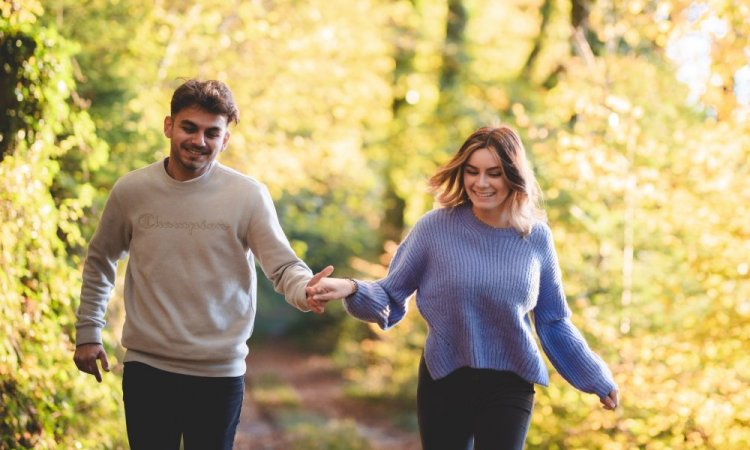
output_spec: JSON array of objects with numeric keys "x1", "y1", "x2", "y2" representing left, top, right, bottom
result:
[{"x1": 190, "y1": 132, "x2": 206, "y2": 146}]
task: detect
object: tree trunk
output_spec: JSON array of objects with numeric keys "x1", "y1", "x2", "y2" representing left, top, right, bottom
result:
[
  {"x1": 380, "y1": 0, "x2": 419, "y2": 244},
  {"x1": 439, "y1": 0, "x2": 467, "y2": 94},
  {"x1": 570, "y1": 0, "x2": 603, "y2": 58},
  {"x1": 521, "y1": 0, "x2": 554, "y2": 80}
]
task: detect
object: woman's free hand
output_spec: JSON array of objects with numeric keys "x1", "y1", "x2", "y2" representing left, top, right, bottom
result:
[{"x1": 600, "y1": 388, "x2": 619, "y2": 410}]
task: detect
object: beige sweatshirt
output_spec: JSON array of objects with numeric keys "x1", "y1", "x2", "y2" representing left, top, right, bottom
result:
[{"x1": 75, "y1": 159, "x2": 312, "y2": 377}]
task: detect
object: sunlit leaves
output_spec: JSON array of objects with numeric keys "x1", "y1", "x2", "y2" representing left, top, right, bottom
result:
[
  {"x1": 1, "y1": 4, "x2": 126, "y2": 448},
  {"x1": 524, "y1": 39, "x2": 750, "y2": 447},
  {"x1": 5, "y1": 0, "x2": 750, "y2": 447}
]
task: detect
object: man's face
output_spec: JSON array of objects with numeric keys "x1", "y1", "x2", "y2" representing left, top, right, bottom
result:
[{"x1": 163, "y1": 106, "x2": 230, "y2": 181}]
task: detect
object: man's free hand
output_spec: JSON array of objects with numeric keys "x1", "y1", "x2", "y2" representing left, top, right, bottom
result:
[{"x1": 73, "y1": 343, "x2": 110, "y2": 383}]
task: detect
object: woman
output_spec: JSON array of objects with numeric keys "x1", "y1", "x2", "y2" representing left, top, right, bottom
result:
[{"x1": 307, "y1": 126, "x2": 618, "y2": 449}]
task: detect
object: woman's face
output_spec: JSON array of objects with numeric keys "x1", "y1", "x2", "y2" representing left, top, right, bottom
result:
[{"x1": 463, "y1": 147, "x2": 511, "y2": 215}]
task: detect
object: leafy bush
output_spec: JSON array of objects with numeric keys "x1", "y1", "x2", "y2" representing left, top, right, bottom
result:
[
  {"x1": 1, "y1": 3, "x2": 126, "y2": 448},
  {"x1": 288, "y1": 419, "x2": 373, "y2": 450}
]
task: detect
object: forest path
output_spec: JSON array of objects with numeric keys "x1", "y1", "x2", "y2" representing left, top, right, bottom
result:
[{"x1": 233, "y1": 340, "x2": 419, "y2": 450}]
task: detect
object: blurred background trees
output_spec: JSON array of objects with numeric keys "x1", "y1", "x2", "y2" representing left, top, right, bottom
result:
[{"x1": 2, "y1": 0, "x2": 749, "y2": 448}]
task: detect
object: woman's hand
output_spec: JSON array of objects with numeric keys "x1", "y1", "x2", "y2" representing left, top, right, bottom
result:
[
  {"x1": 305, "y1": 277, "x2": 357, "y2": 313},
  {"x1": 305, "y1": 265, "x2": 334, "y2": 313},
  {"x1": 600, "y1": 388, "x2": 619, "y2": 410}
]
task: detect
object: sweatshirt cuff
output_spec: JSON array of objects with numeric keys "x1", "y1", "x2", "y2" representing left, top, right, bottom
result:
[
  {"x1": 75, "y1": 326, "x2": 102, "y2": 346},
  {"x1": 286, "y1": 278, "x2": 312, "y2": 312}
]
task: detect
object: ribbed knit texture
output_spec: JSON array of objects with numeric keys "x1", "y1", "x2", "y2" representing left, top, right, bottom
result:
[
  {"x1": 76, "y1": 159, "x2": 313, "y2": 377},
  {"x1": 343, "y1": 205, "x2": 616, "y2": 398}
]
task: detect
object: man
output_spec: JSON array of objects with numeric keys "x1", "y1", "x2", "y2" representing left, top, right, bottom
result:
[{"x1": 73, "y1": 79, "x2": 331, "y2": 449}]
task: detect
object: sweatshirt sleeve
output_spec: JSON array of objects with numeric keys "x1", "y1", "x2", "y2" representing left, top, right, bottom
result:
[
  {"x1": 532, "y1": 224, "x2": 617, "y2": 398},
  {"x1": 76, "y1": 189, "x2": 131, "y2": 345},
  {"x1": 246, "y1": 184, "x2": 313, "y2": 311},
  {"x1": 343, "y1": 218, "x2": 428, "y2": 330}
]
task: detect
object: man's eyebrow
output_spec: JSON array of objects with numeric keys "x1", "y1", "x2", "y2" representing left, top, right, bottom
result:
[
  {"x1": 178, "y1": 119, "x2": 198, "y2": 128},
  {"x1": 178, "y1": 119, "x2": 222, "y2": 132}
]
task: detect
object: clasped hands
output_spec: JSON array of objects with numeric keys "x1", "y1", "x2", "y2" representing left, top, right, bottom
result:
[{"x1": 305, "y1": 265, "x2": 356, "y2": 314}]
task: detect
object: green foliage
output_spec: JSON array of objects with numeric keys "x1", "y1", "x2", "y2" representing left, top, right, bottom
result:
[
  {"x1": 0, "y1": 5, "x2": 69, "y2": 159},
  {"x1": 42, "y1": 0, "x2": 165, "y2": 182},
  {"x1": 3, "y1": 0, "x2": 750, "y2": 448},
  {"x1": 252, "y1": 373, "x2": 302, "y2": 409},
  {"x1": 288, "y1": 419, "x2": 373, "y2": 450},
  {"x1": 521, "y1": 50, "x2": 750, "y2": 448},
  {"x1": 249, "y1": 373, "x2": 373, "y2": 450},
  {"x1": 330, "y1": 1, "x2": 750, "y2": 448},
  {"x1": 0, "y1": 2, "x2": 126, "y2": 448},
  {"x1": 334, "y1": 308, "x2": 424, "y2": 406}
]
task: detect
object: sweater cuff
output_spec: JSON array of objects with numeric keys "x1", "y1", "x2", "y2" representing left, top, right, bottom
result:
[
  {"x1": 595, "y1": 380, "x2": 618, "y2": 399},
  {"x1": 342, "y1": 283, "x2": 394, "y2": 330}
]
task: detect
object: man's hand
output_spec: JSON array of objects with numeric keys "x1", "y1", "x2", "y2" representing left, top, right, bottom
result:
[
  {"x1": 306, "y1": 275, "x2": 357, "y2": 314},
  {"x1": 306, "y1": 265, "x2": 335, "y2": 314},
  {"x1": 73, "y1": 343, "x2": 110, "y2": 383}
]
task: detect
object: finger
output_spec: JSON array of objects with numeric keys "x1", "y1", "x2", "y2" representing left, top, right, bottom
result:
[
  {"x1": 320, "y1": 265, "x2": 334, "y2": 277},
  {"x1": 308, "y1": 265, "x2": 334, "y2": 287},
  {"x1": 308, "y1": 300, "x2": 325, "y2": 314},
  {"x1": 305, "y1": 286, "x2": 323, "y2": 295},
  {"x1": 313, "y1": 292, "x2": 341, "y2": 302},
  {"x1": 309, "y1": 265, "x2": 334, "y2": 286},
  {"x1": 92, "y1": 362, "x2": 102, "y2": 383},
  {"x1": 609, "y1": 390, "x2": 618, "y2": 408},
  {"x1": 74, "y1": 355, "x2": 94, "y2": 373},
  {"x1": 99, "y1": 351, "x2": 110, "y2": 372}
]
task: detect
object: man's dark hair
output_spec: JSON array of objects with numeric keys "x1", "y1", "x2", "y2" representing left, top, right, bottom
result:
[{"x1": 170, "y1": 79, "x2": 239, "y2": 125}]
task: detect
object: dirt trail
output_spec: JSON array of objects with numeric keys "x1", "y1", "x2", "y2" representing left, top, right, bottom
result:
[{"x1": 233, "y1": 341, "x2": 420, "y2": 450}]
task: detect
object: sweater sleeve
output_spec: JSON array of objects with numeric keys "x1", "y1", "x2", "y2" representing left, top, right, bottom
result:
[
  {"x1": 533, "y1": 224, "x2": 617, "y2": 398},
  {"x1": 76, "y1": 189, "x2": 131, "y2": 345},
  {"x1": 247, "y1": 184, "x2": 313, "y2": 311},
  {"x1": 343, "y1": 218, "x2": 428, "y2": 330}
]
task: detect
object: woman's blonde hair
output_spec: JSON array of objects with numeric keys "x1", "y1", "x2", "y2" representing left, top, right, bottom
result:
[{"x1": 428, "y1": 126, "x2": 545, "y2": 235}]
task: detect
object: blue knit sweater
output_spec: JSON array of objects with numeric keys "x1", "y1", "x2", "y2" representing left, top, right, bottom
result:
[{"x1": 343, "y1": 204, "x2": 616, "y2": 398}]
